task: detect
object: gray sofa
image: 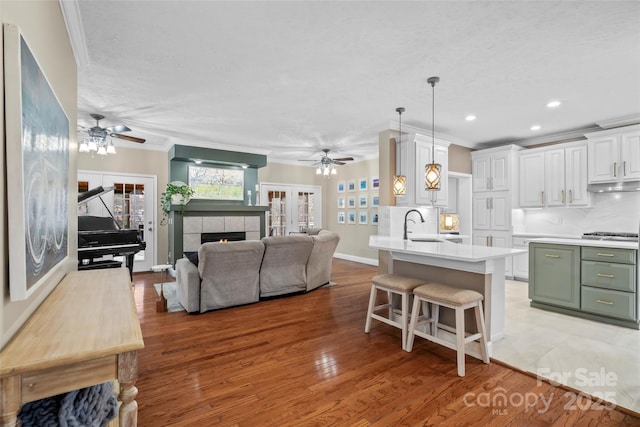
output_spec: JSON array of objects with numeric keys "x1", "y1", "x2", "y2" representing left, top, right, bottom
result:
[{"x1": 175, "y1": 230, "x2": 340, "y2": 313}]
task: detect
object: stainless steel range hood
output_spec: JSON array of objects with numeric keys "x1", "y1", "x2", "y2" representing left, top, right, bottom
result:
[{"x1": 587, "y1": 181, "x2": 640, "y2": 193}]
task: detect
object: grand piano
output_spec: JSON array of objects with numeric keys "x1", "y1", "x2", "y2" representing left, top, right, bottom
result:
[{"x1": 77, "y1": 186, "x2": 146, "y2": 278}]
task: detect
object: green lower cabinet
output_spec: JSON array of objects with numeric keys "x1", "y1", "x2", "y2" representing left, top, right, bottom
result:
[
  {"x1": 581, "y1": 286, "x2": 636, "y2": 320},
  {"x1": 529, "y1": 243, "x2": 581, "y2": 309}
]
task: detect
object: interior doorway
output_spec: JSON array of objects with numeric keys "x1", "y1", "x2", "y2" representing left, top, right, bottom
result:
[
  {"x1": 78, "y1": 170, "x2": 157, "y2": 272},
  {"x1": 260, "y1": 183, "x2": 322, "y2": 236}
]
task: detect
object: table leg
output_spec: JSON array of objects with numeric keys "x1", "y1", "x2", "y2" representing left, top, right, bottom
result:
[
  {"x1": 118, "y1": 351, "x2": 139, "y2": 427},
  {"x1": 156, "y1": 270, "x2": 167, "y2": 313},
  {"x1": 0, "y1": 376, "x2": 20, "y2": 427}
]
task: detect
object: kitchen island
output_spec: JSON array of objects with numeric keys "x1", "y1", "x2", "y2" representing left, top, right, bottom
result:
[{"x1": 369, "y1": 235, "x2": 526, "y2": 350}]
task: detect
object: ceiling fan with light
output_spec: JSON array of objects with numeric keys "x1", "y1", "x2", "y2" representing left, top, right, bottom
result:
[
  {"x1": 299, "y1": 148, "x2": 354, "y2": 175},
  {"x1": 78, "y1": 113, "x2": 145, "y2": 155}
]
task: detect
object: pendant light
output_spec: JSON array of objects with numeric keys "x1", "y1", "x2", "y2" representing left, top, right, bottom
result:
[
  {"x1": 392, "y1": 107, "x2": 407, "y2": 196},
  {"x1": 425, "y1": 76, "x2": 441, "y2": 192}
]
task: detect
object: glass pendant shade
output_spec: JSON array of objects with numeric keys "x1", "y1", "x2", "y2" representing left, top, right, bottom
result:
[
  {"x1": 393, "y1": 175, "x2": 407, "y2": 196},
  {"x1": 425, "y1": 162, "x2": 441, "y2": 191}
]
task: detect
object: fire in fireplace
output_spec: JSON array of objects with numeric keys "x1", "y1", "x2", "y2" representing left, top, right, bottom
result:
[{"x1": 201, "y1": 232, "x2": 246, "y2": 244}]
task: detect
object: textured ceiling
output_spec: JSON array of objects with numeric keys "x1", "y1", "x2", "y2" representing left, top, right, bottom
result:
[{"x1": 65, "y1": 1, "x2": 640, "y2": 163}]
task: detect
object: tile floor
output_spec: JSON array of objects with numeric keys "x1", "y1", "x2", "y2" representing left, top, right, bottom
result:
[{"x1": 492, "y1": 280, "x2": 640, "y2": 414}]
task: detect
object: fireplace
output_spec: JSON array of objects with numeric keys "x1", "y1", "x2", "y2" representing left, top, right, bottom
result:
[{"x1": 201, "y1": 232, "x2": 246, "y2": 243}]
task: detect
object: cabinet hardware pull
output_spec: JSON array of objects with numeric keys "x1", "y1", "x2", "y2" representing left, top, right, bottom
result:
[
  {"x1": 596, "y1": 253, "x2": 615, "y2": 257},
  {"x1": 487, "y1": 177, "x2": 490, "y2": 190},
  {"x1": 596, "y1": 273, "x2": 615, "y2": 278},
  {"x1": 545, "y1": 254, "x2": 560, "y2": 258},
  {"x1": 490, "y1": 177, "x2": 494, "y2": 189},
  {"x1": 486, "y1": 198, "x2": 490, "y2": 209},
  {"x1": 490, "y1": 235, "x2": 493, "y2": 247},
  {"x1": 490, "y1": 197, "x2": 493, "y2": 209},
  {"x1": 486, "y1": 236, "x2": 489, "y2": 246},
  {"x1": 541, "y1": 191, "x2": 544, "y2": 204},
  {"x1": 623, "y1": 161, "x2": 626, "y2": 176},
  {"x1": 569, "y1": 189, "x2": 573, "y2": 203},
  {"x1": 596, "y1": 300, "x2": 614, "y2": 305},
  {"x1": 561, "y1": 190, "x2": 565, "y2": 203},
  {"x1": 613, "y1": 162, "x2": 617, "y2": 177}
]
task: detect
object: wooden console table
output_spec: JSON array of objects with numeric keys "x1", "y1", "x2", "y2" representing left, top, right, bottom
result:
[{"x1": 0, "y1": 268, "x2": 144, "y2": 426}]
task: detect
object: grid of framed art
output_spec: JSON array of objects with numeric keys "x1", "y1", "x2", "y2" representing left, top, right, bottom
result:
[{"x1": 337, "y1": 176, "x2": 378, "y2": 225}]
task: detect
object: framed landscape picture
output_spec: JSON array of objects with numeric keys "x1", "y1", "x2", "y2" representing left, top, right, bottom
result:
[
  {"x1": 347, "y1": 196, "x2": 356, "y2": 208},
  {"x1": 371, "y1": 210, "x2": 378, "y2": 224},
  {"x1": 347, "y1": 211, "x2": 356, "y2": 224},
  {"x1": 371, "y1": 176, "x2": 379, "y2": 190},
  {"x1": 337, "y1": 181, "x2": 345, "y2": 193},
  {"x1": 347, "y1": 179, "x2": 356, "y2": 191},
  {"x1": 337, "y1": 211, "x2": 345, "y2": 224},
  {"x1": 371, "y1": 195, "x2": 379, "y2": 207},
  {"x1": 359, "y1": 195, "x2": 367, "y2": 208},
  {"x1": 188, "y1": 165, "x2": 244, "y2": 200},
  {"x1": 337, "y1": 197, "x2": 345, "y2": 208},
  {"x1": 359, "y1": 178, "x2": 367, "y2": 191},
  {"x1": 358, "y1": 211, "x2": 368, "y2": 224}
]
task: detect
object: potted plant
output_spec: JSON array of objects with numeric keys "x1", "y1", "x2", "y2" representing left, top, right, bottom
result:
[{"x1": 161, "y1": 181, "x2": 195, "y2": 214}]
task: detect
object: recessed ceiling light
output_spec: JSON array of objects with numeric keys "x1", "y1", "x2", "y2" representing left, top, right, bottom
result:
[
  {"x1": 546, "y1": 100, "x2": 561, "y2": 108},
  {"x1": 465, "y1": 115, "x2": 476, "y2": 121},
  {"x1": 530, "y1": 125, "x2": 541, "y2": 131}
]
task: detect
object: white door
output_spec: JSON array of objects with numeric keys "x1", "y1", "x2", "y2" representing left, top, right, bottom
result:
[
  {"x1": 78, "y1": 171, "x2": 156, "y2": 272},
  {"x1": 261, "y1": 183, "x2": 322, "y2": 236}
]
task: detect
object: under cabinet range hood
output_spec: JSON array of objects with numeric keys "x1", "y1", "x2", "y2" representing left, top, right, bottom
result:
[{"x1": 586, "y1": 181, "x2": 640, "y2": 193}]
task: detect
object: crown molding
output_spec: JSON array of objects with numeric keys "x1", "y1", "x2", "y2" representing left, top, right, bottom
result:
[
  {"x1": 59, "y1": 0, "x2": 90, "y2": 67},
  {"x1": 387, "y1": 121, "x2": 475, "y2": 149},
  {"x1": 596, "y1": 114, "x2": 640, "y2": 129}
]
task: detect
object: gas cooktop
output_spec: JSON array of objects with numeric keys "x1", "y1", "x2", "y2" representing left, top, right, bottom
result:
[{"x1": 581, "y1": 232, "x2": 639, "y2": 242}]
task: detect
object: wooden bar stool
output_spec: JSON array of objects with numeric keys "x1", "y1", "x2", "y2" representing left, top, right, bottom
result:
[
  {"x1": 406, "y1": 283, "x2": 489, "y2": 377},
  {"x1": 364, "y1": 274, "x2": 427, "y2": 350}
]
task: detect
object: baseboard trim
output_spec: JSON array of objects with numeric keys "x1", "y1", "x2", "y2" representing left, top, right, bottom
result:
[{"x1": 333, "y1": 253, "x2": 378, "y2": 266}]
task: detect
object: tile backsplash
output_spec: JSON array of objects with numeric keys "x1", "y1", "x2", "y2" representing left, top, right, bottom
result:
[{"x1": 514, "y1": 192, "x2": 640, "y2": 236}]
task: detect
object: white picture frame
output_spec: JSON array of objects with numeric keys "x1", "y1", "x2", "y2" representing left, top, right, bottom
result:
[
  {"x1": 371, "y1": 176, "x2": 379, "y2": 190},
  {"x1": 358, "y1": 211, "x2": 368, "y2": 224},
  {"x1": 347, "y1": 211, "x2": 356, "y2": 224},
  {"x1": 337, "y1": 211, "x2": 345, "y2": 224},
  {"x1": 359, "y1": 195, "x2": 367, "y2": 208},
  {"x1": 5, "y1": 24, "x2": 70, "y2": 301},
  {"x1": 371, "y1": 209, "x2": 379, "y2": 224},
  {"x1": 347, "y1": 196, "x2": 356, "y2": 208},
  {"x1": 337, "y1": 197, "x2": 345, "y2": 208},
  {"x1": 347, "y1": 179, "x2": 356, "y2": 192},
  {"x1": 359, "y1": 178, "x2": 367, "y2": 191}
]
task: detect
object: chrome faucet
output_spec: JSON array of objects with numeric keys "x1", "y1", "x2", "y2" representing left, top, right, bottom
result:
[{"x1": 403, "y1": 209, "x2": 425, "y2": 240}]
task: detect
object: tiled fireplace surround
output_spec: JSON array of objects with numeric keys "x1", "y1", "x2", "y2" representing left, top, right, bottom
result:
[{"x1": 182, "y1": 215, "x2": 262, "y2": 251}]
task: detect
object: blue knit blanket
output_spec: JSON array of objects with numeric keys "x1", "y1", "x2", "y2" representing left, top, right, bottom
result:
[{"x1": 18, "y1": 382, "x2": 118, "y2": 427}]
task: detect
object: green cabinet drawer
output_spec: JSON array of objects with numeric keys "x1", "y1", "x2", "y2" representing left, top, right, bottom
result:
[
  {"x1": 581, "y1": 261, "x2": 636, "y2": 292},
  {"x1": 581, "y1": 247, "x2": 636, "y2": 265},
  {"x1": 581, "y1": 286, "x2": 636, "y2": 321}
]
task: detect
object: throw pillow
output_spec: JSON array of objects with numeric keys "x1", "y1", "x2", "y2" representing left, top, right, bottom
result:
[{"x1": 184, "y1": 251, "x2": 199, "y2": 266}]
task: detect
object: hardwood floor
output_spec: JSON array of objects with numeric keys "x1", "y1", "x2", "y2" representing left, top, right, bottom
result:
[{"x1": 132, "y1": 259, "x2": 639, "y2": 426}]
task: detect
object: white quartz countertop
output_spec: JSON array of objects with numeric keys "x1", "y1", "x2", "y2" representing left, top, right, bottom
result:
[
  {"x1": 369, "y1": 235, "x2": 526, "y2": 262},
  {"x1": 528, "y1": 237, "x2": 638, "y2": 250},
  {"x1": 512, "y1": 232, "x2": 580, "y2": 239},
  {"x1": 408, "y1": 233, "x2": 467, "y2": 241}
]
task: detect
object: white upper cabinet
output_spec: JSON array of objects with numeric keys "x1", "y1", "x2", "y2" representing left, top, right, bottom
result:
[
  {"x1": 586, "y1": 125, "x2": 640, "y2": 183},
  {"x1": 518, "y1": 142, "x2": 589, "y2": 208},
  {"x1": 396, "y1": 133, "x2": 449, "y2": 208},
  {"x1": 565, "y1": 145, "x2": 589, "y2": 206},
  {"x1": 519, "y1": 151, "x2": 545, "y2": 207},
  {"x1": 545, "y1": 148, "x2": 565, "y2": 207},
  {"x1": 472, "y1": 148, "x2": 515, "y2": 192}
]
